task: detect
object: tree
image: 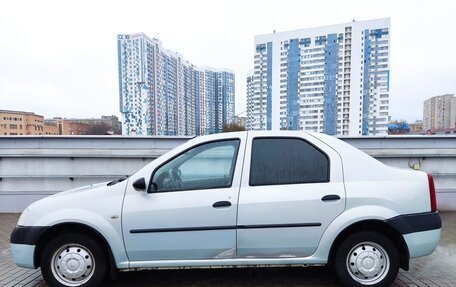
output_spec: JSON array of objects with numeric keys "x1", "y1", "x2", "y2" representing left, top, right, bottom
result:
[
  {"x1": 87, "y1": 122, "x2": 113, "y2": 135},
  {"x1": 223, "y1": 123, "x2": 246, "y2": 132}
]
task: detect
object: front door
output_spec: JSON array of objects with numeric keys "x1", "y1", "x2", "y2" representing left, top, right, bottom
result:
[{"x1": 122, "y1": 135, "x2": 245, "y2": 261}]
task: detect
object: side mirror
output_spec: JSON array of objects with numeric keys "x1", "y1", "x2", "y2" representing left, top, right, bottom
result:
[{"x1": 132, "y1": 178, "x2": 146, "y2": 191}]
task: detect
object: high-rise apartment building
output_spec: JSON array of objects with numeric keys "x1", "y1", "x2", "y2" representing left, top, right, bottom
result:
[
  {"x1": 423, "y1": 94, "x2": 456, "y2": 131},
  {"x1": 246, "y1": 71, "x2": 255, "y2": 129},
  {"x1": 117, "y1": 33, "x2": 235, "y2": 136},
  {"x1": 247, "y1": 19, "x2": 390, "y2": 135}
]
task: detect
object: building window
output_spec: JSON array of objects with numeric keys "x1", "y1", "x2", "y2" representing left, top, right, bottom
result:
[{"x1": 9, "y1": 124, "x2": 18, "y2": 129}]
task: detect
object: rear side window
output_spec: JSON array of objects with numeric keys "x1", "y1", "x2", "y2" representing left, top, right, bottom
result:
[{"x1": 249, "y1": 138, "x2": 329, "y2": 186}]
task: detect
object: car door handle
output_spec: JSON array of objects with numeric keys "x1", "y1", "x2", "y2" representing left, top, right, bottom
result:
[
  {"x1": 321, "y1": 195, "x2": 341, "y2": 202},
  {"x1": 212, "y1": 201, "x2": 231, "y2": 208}
]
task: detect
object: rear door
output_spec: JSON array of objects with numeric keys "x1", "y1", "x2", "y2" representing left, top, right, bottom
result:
[{"x1": 236, "y1": 132, "x2": 345, "y2": 258}]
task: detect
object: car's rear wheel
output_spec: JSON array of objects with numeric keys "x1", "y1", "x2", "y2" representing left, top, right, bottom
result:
[
  {"x1": 333, "y1": 231, "x2": 399, "y2": 286},
  {"x1": 40, "y1": 233, "x2": 107, "y2": 287}
]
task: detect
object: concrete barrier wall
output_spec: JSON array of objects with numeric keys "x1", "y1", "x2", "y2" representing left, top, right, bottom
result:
[{"x1": 1, "y1": 135, "x2": 455, "y2": 212}]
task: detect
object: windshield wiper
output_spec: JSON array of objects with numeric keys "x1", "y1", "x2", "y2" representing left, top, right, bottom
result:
[{"x1": 107, "y1": 175, "x2": 129, "y2": 186}]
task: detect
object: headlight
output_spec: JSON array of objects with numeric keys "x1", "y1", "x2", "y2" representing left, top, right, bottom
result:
[{"x1": 17, "y1": 208, "x2": 30, "y2": 226}]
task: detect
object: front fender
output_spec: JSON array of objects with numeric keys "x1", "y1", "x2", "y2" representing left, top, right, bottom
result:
[{"x1": 33, "y1": 208, "x2": 129, "y2": 268}]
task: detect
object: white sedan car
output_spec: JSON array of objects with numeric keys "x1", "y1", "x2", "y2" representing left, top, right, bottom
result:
[{"x1": 11, "y1": 131, "x2": 441, "y2": 287}]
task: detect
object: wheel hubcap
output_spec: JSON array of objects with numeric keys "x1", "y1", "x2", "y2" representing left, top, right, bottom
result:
[
  {"x1": 51, "y1": 244, "x2": 95, "y2": 286},
  {"x1": 346, "y1": 242, "x2": 389, "y2": 285}
]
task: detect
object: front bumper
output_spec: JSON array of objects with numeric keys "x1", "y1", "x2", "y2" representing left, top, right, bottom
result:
[
  {"x1": 10, "y1": 226, "x2": 50, "y2": 269},
  {"x1": 386, "y1": 212, "x2": 442, "y2": 258},
  {"x1": 11, "y1": 243, "x2": 36, "y2": 269},
  {"x1": 10, "y1": 226, "x2": 50, "y2": 245}
]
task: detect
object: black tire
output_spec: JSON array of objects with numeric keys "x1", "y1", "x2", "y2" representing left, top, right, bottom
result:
[
  {"x1": 40, "y1": 233, "x2": 107, "y2": 287},
  {"x1": 333, "y1": 231, "x2": 399, "y2": 287}
]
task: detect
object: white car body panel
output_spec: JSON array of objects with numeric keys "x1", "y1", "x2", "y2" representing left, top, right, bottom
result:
[
  {"x1": 121, "y1": 133, "x2": 247, "y2": 261},
  {"x1": 20, "y1": 181, "x2": 130, "y2": 268},
  {"x1": 309, "y1": 132, "x2": 431, "y2": 214},
  {"x1": 237, "y1": 131, "x2": 345, "y2": 258}
]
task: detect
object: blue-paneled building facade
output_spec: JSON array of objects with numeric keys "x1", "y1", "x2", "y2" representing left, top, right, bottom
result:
[
  {"x1": 118, "y1": 33, "x2": 235, "y2": 136},
  {"x1": 247, "y1": 19, "x2": 390, "y2": 135}
]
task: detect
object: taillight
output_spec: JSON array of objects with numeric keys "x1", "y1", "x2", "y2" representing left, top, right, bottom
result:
[{"x1": 427, "y1": 173, "x2": 437, "y2": 212}]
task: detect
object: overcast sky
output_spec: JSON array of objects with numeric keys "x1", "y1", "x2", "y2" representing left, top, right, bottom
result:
[{"x1": 0, "y1": 0, "x2": 455, "y2": 122}]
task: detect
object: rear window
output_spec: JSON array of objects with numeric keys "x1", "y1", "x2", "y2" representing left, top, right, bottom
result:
[{"x1": 249, "y1": 137, "x2": 329, "y2": 186}]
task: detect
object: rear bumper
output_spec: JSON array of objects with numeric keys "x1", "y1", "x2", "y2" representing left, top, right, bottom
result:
[
  {"x1": 386, "y1": 212, "x2": 441, "y2": 259},
  {"x1": 386, "y1": 212, "x2": 441, "y2": 234},
  {"x1": 404, "y1": 229, "x2": 441, "y2": 258}
]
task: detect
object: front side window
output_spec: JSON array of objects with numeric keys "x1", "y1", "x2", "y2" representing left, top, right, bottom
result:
[
  {"x1": 249, "y1": 137, "x2": 329, "y2": 186},
  {"x1": 151, "y1": 139, "x2": 240, "y2": 192}
]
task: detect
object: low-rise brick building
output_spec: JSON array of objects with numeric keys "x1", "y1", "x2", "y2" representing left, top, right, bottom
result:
[
  {"x1": 0, "y1": 110, "x2": 56, "y2": 135},
  {"x1": 1, "y1": 110, "x2": 121, "y2": 135}
]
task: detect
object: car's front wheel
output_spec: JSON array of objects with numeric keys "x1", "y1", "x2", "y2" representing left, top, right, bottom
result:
[
  {"x1": 40, "y1": 233, "x2": 107, "y2": 287},
  {"x1": 333, "y1": 231, "x2": 399, "y2": 286}
]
